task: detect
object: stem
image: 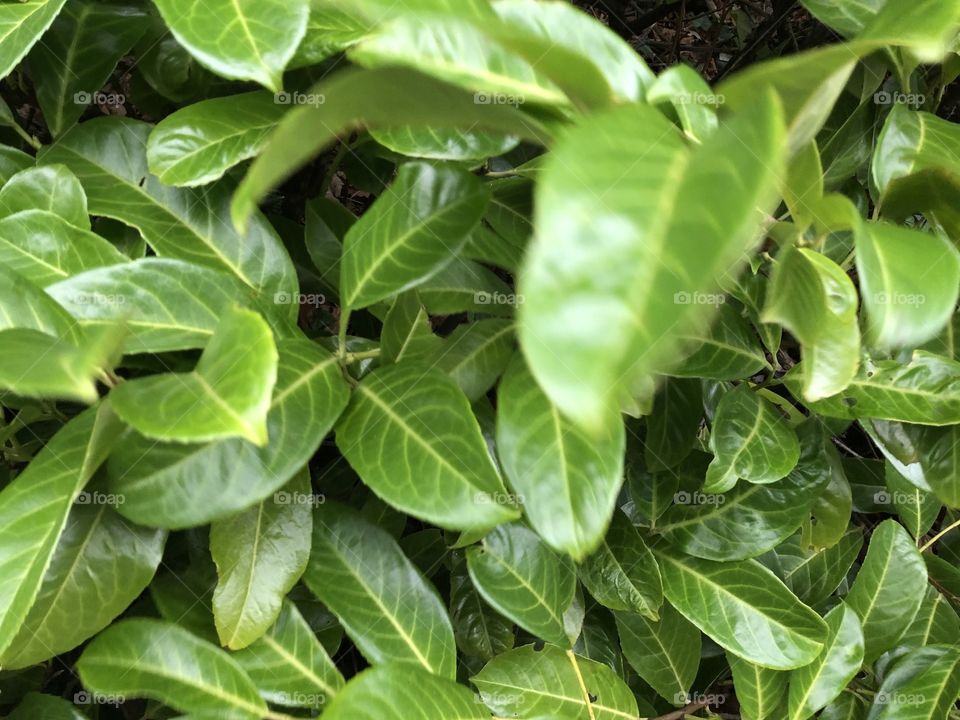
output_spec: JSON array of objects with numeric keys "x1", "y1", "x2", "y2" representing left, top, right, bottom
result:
[
  {"x1": 566, "y1": 650, "x2": 597, "y2": 720},
  {"x1": 337, "y1": 307, "x2": 352, "y2": 362},
  {"x1": 9, "y1": 120, "x2": 41, "y2": 151},
  {"x1": 344, "y1": 349, "x2": 381, "y2": 364},
  {"x1": 920, "y1": 517, "x2": 960, "y2": 552}
]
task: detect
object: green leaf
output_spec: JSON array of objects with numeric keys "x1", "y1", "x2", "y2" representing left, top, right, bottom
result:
[
  {"x1": 340, "y1": 162, "x2": 489, "y2": 310},
  {"x1": 846, "y1": 519, "x2": 927, "y2": 662},
  {"x1": 0, "y1": 0, "x2": 69, "y2": 81},
  {"x1": 147, "y1": 92, "x2": 286, "y2": 187},
  {"x1": 76, "y1": 618, "x2": 267, "y2": 719},
  {"x1": 705, "y1": 385, "x2": 801, "y2": 493},
  {"x1": 110, "y1": 307, "x2": 278, "y2": 445},
  {"x1": 322, "y1": 664, "x2": 488, "y2": 720},
  {"x1": 900, "y1": 585, "x2": 960, "y2": 648},
  {"x1": 670, "y1": 301, "x2": 770, "y2": 380},
  {"x1": 856, "y1": 222, "x2": 960, "y2": 350},
  {"x1": 615, "y1": 602, "x2": 700, "y2": 703},
  {"x1": 791, "y1": 351, "x2": 960, "y2": 426},
  {"x1": 151, "y1": 0, "x2": 309, "y2": 91},
  {"x1": 519, "y1": 93, "x2": 785, "y2": 429},
  {"x1": 866, "y1": 645, "x2": 960, "y2": 720},
  {"x1": 647, "y1": 63, "x2": 719, "y2": 142},
  {"x1": 232, "y1": 66, "x2": 550, "y2": 229},
  {"x1": 0, "y1": 265, "x2": 82, "y2": 340},
  {"x1": 763, "y1": 245, "x2": 860, "y2": 401},
  {"x1": 211, "y1": 470, "x2": 311, "y2": 649},
  {"x1": 450, "y1": 553, "x2": 514, "y2": 660},
  {"x1": 303, "y1": 502, "x2": 456, "y2": 678},
  {"x1": 655, "y1": 544, "x2": 827, "y2": 669},
  {"x1": 8, "y1": 693, "x2": 87, "y2": 720},
  {"x1": 787, "y1": 603, "x2": 864, "y2": 720},
  {"x1": 233, "y1": 599, "x2": 344, "y2": 708},
  {"x1": 0, "y1": 503, "x2": 164, "y2": 669},
  {"x1": 370, "y1": 126, "x2": 518, "y2": 161},
  {"x1": 0, "y1": 164, "x2": 89, "y2": 226},
  {"x1": 728, "y1": 654, "x2": 788, "y2": 720},
  {"x1": 660, "y1": 420, "x2": 832, "y2": 560},
  {"x1": 28, "y1": 1, "x2": 148, "y2": 137},
  {"x1": 47, "y1": 258, "x2": 257, "y2": 354},
  {"x1": 107, "y1": 339, "x2": 348, "y2": 528},
  {"x1": 0, "y1": 210, "x2": 128, "y2": 287},
  {"x1": 496, "y1": 355, "x2": 626, "y2": 559},
  {"x1": 645, "y1": 377, "x2": 702, "y2": 472},
  {"x1": 578, "y1": 510, "x2": 662, "y2": 618},
  {"x1": 822, "y1": 694, "x2": 869, "y2": 720},
  {"x1": 336, "y1": 363, "x2": 518, "y2": 531},
  {"x1": 886, "y1": 464, "x2": 940, "y2": 539},
  {"x1": 430, "y1": 318, "x2": 514, "y2": 401},
  {"x1": 473, "y1": 644, "x2": 640, "y2": 720},
  {"x1": 40, "y1": 117, "x2": 298, "y2": 315},
  {"x1": 380, "y1": 291, "x2": 441, "y2": 365},
  {"x1": 467, "y1": 523, "x2": 577, "y2": 647},
  {"x1": 0, "y1": 404, "x2": 121, "y2": 658}
]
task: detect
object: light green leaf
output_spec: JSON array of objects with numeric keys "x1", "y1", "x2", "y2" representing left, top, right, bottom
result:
[
  {"x1": 856, "y1": 222, "x2": 960, "y2": 350},
  {"x1": 655, "y1": 545, "x2": 827, "y2": 669},
  {"x1": 147, "y1": 92, "x2": 286, "y2": 187},
  {"x1": 0, "y1": 0, "x2": 69, "y2": 81},
  {"x1": 107, "y1": 339, "x2": 349, "y2": 528},
  {"x1": 233, "y1": 599, "x2": 344, "y2": 708},
  {"x1": 467, "y1": 523, "x2": 577, "y2": 647},
  {"x1": 670, "y1": 301, "x2": 769, "y2": 380},
  {"x1": 705, "y1": 385, "x2": 801, "y2": 493},
  {"x1": 764, "y1": 245, "x2": 860, "y2": 401},
  {"x1": 496, "y1": 355, "x2": 625, "y2": 559},
  {"x1": 110, "y1": 307, "x2": 278, "y2": 445},
  {"x1": 40, "y1": 117, "x2": 298, "y2": 316},
  {"x1": 0, "y1": 504, "x2": 165, "y2": 669},
  {"x1": 151, "y1": 0, "x2": 309, "y2": 91},
  {"x1": 291, "y1": 5, "x2": 369, "y2": 68},
  {"x1": 430, "y1": 318, "x2": 513, "y2": 401},
  {"x1": 323, "y1": 664, "x2": 488, "y2": 720},
  {"x1": 211, "y1": 470, "x2": 311, "y2": 650},
  {"x1": 787, "y1": 603, "x2": 864, "y2": 720},
  {"x1": 729, "y1": 654, "x2": 788, "y2": 720},
  {"x1": 336, "y1": 363, "x2": 517, "y2": 531},
  {"x1": 0, "y1": 405, "x2": 119, "y2": 658},
  {"x1": 900, "y1": 585, "x2": 960, "y2": 648},
  {"x1": 0, "y1": 210, "x2": 128, "y2": 287},
  {"x1": 380, "y1": 291, "x2": 441, "y2": 365},
  {"x1": 47, "y1": 258, "x2": 257, "y2": 354},
  {"x1": 340, "y1": 162, "x2": 489, "y2": 310},
  {"x1": 304, "y1": 502, "x2": 456, "y2": 678},
  {"x1": 232, "y1": 66, "x2": 550, "y2": 229},
  {"x1": 76, "y1": 619, "x2": 267, "y2": 719},
  {"x1": 647, "y1": 63, "x2": 719, "y2": 142},
  {"x1": 615, "y1": 602, "x2": 700, "y2": 703},
  {"x1": 0, "y1": 264, "x2": 82, "y2": 340},
  {"x1": 846, "y1": 519, "x2": 927, "y2": 662},
  {"x1": 866, "y1": 645, "x2": 960, "y2": 720},
  {"x1": 472, "y1": 644, "x2": 640, "y2": 720},
  {"x1": 370, "y1": 126, "x2": 518, "y2": 161},
  {"x1": 661, "y1": 420, "x2": 832, "y2": 560},
  {"x1": 0, "y1": 164, "x2": 89, "y2": 226},
  {"x1": 28, "y1": 1, "x2": 148, "y2": 136},
  {"x1": 791, "y1": 351, "x2": 960, "y2": 426},
  {"x1": 519, "y1": 93, "x2": 785, "y2": 430}
]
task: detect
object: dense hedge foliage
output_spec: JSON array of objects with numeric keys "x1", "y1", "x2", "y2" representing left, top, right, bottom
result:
[{"x1": 1, "y1": 0, "x2": 960, "y2": 718}]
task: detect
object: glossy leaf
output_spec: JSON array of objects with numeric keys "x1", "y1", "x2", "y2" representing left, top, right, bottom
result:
[
  {"x1": 866, "y1": 645, "x2": 960, "y2": 720},
  {"x1": 336, "y1": 364, "x2": 517, "y2": 531},
  {"x1": 303, "y1": 502, "x2": 456, "y2": 678},
  {"x1": 110, "y1": 307, "x2": 278, "y2": 445},
  {"x1": 430, "y1": 318, "x2": 513, "y2": 401},
  {"x1": 519, "y1": 93, "x2": 785, "y2": 429},
  {"x1": 728, "y1": 654, "x2": 788, "y2": 720},
  {"x1": 496, "y1": 355, "x2": 626, "y2": 559},
  {"x1": 0, "y1": 0, "x2": 69, "y2": 81},
  {"x1": 467, "y1": 523, "x2": 577, "y2": 647}
]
